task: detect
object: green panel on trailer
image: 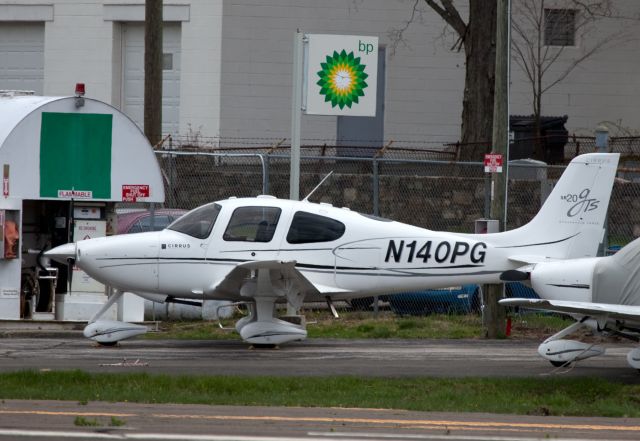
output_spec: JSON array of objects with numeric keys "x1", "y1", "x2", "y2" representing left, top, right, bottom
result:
[{"x1": 39, "y1": 112, "x2": 113, "y2": 199}]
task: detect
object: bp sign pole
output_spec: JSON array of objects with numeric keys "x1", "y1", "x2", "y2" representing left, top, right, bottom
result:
[
  {"x1": 290, "y1": 30, "x2": 304, "y2": 201},
  {"x1": 290, "y1": 32, "x2": 378, "y2": 200}
]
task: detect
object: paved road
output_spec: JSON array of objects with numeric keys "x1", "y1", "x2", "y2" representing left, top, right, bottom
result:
[
  {"x1": 1, "y1": 399, "x2": 640, "y2": 441},
  {"x1": 2, "y1": 336, "x2": 640, "y2": 440},
  {"x1": 1, "y1": 336, "x2": 639, "y2": 381}
]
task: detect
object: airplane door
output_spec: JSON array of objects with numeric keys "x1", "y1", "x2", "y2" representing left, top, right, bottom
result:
[
  {"x1": 210, "y1": 205, "x2": 285, "y2": 264},
  {"x1": 334, "y1": 239, "x2": 380, "y2": 290},
  {"x1": 158, "y1": 202, "x2": 221, "y2": 297}
]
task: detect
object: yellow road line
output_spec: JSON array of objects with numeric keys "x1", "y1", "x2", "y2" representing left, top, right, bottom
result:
[
  {"x1": 152, "y1": 413, "x2": 640, "y2": 432},
  {"x1": 0, "y1": 410, "x2": 135, "y2": 417},
  {"x1": 1, "y1": 409, "x2": 639, "y2": 433}
]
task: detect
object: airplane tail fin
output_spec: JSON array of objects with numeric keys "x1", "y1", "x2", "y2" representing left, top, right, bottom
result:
[{"x1": 483, "y1": 153, "x2": 619, "y2": 260}]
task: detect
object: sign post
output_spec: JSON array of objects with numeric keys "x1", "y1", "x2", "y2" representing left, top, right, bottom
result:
[
  {"x1": 290, "y1": 30, "x2": 304, "y2": 201},
  {"x1": 290, "y1": 32, "x2": 379, "y2": 200}
]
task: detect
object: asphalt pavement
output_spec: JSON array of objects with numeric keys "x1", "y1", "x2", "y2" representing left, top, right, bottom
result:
[
  {"x1": 1, "y1": 334, "x2": 640, "y2": 440},
  {"x1": 0, "y1": 334, "x2": 639, "y2": 380}
]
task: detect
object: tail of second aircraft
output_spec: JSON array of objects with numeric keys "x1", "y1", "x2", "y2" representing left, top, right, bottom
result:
[{"x1": 478, "y1": 152, "x2": 620, "y2": 261}]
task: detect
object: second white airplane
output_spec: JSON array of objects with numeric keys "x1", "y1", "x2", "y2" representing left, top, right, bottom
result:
[
  {"x1": 46, "y1": 153, "x2": 619, "y2": 346},
  {"x1": 501, "y1": 232, "x2": 640, "y2": 371}
]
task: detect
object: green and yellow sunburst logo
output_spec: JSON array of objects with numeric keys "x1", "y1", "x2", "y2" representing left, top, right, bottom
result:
[{"x1": 316, "y1": 49, "x2": 369, "y2": 109}]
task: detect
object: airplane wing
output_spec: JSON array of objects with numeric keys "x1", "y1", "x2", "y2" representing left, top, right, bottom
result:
[
  {"x1": 208, "y1": 260, "x2": 352, "y2": 299},
  {"x1": 500, "y1": 298, "x2": 640, "y2": 323}
]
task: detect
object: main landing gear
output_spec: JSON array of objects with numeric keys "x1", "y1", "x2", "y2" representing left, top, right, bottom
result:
[
  {"x1": 232, "y1": 266, "x2": 307, "y2": 346},
  {"x1": 538, "y1": 318, "x2": 640, "y2": 371}
]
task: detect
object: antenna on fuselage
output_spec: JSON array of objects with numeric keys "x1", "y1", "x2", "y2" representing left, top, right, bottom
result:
[{"x1": 302, "y1": 171, "x2": 334, "y2": 202}]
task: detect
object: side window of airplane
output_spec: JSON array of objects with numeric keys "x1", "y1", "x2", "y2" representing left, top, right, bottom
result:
[
  {"x1": 286, "y1": 211, "x2": 345, "y2": 244},
  {"x1": 223, "y1": 206, "x2": 281, "y2": 242},
  {"x1": 167, "y1": 203, "x2": 221, "y2": 239}
]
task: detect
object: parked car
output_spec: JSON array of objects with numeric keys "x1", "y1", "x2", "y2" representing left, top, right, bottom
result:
[
  {"x1": 117, "y1": 209, "x2": 187, "y2": 234},
  {"x1": 388, "y1": 284, "x2": 482, "y2": 315}
]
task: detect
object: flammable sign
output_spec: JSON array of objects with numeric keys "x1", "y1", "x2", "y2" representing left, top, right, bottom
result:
[{"x1": 484, "y1": 153, "x2": 503, "y2": 173}]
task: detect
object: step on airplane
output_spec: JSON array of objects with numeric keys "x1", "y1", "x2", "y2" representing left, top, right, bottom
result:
[{"x1": 46, "y1": 153, "x2": 619, "y2": 347}]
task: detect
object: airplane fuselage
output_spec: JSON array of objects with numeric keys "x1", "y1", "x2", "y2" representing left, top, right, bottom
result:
[{"x1": 72, "y1": 196, "x2": 518, "y2": 302}]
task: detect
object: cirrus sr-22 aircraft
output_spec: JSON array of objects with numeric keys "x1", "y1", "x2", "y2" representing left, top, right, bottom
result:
[{"x1": 46, "y1": 153, "x2": 619, "y2": 348}]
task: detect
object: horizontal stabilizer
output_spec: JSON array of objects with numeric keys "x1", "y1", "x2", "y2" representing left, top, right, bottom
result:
[{"x1": 500, "y1": 269, "x2": 530, "y2": 281}]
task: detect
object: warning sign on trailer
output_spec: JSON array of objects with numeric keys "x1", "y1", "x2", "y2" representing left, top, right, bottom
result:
[
  {"x1": 484, "y1": 153, "x2": 503, "y2": 173},
  {"x1": 122, "y1": 184, "x2": 150, "y2": 202}
]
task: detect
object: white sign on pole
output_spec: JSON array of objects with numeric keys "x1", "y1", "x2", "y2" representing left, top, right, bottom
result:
[{"x1": 305, "y1": 34, "x2": 378, "y2": 116}]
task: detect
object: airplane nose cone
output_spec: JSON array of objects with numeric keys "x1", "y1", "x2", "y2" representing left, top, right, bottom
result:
[{"x1": 45, "y1": 243, "x2": 77, "y2": 264}]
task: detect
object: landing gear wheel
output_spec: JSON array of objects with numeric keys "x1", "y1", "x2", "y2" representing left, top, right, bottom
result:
[
  {"x1": 550, "y1": 360, "x2": 571, "y2": 368},
  {"x1": 96, "y1": 341, "x2": 119, "y2": 347},
  {"x1": 250, "y1": 344, "x2": 278, "y2": 350}
]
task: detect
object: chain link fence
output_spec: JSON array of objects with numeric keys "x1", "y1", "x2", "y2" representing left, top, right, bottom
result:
[{"x1": 144, "y1": 135, "x2": 640, "y2": 318}]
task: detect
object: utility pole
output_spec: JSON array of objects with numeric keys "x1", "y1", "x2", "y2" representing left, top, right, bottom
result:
[
  {"x1": 144, "y1": 0, "x2": 163, "y2": 146},
  {"x1": 484, "y1": 0, "x2": 510, "y2": 339}
]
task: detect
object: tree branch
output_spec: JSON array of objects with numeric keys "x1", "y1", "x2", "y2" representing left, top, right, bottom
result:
[
  {"x1": 387, "y1": 0, "x2": 422, "y2": 56},
  {"x1": 423, "y1": 0, "x2": 467, "y2": 39}
]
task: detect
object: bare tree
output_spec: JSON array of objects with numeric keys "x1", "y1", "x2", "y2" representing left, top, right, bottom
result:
[
  {"x1": 510, "y1": 0, "x2": 632, "y2": 159},
  {"x1": 391, "y1": 1, "x2": 498, "y2": 161}
]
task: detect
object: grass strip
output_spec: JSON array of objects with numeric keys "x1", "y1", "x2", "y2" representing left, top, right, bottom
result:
[
  {"x1": 147, "y1": 313, "x2": 570, "y2": 340},
  {"x1": 1, "y1": 371, "x2": 639, "y2": 417}
]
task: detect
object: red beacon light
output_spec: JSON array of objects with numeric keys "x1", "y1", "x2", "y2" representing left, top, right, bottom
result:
[
  {"x1": 75, "y1": 83, "x2": 85, "y2": 96},
  {"x1": 74, "y1": 83, "x2": 85, "y2": 108}
]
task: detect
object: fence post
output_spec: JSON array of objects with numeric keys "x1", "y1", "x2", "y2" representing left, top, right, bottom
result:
[
  {"x1": 483, "y1": 174, "x2": 491, "y2": 218},
  {"x1": 260, "y1": 153, "x2": 270, "y2": 195},
  {"x1": 168, "y1": 136, "x2": 176, "y2": 208},
  {"x1": 595, "y1": 125, "x2": 610, "y2": 255},
  {"x1": 372, "y1": 158, "x2": 380, "y2": 217}
]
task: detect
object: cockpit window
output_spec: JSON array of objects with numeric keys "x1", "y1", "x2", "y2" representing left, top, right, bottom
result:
[
  {"x1": 167, "y1": 203, "x2": 220, "y2": 239},
  {"x1": 286, "y1": 211, "x2": 345, "y2": 244},
  {"x1": 223, "y1": 206, "x2": 281, "y2": 242}
]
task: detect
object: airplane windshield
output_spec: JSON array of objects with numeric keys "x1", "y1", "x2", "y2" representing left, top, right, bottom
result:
[{"x1": 167, "y1": 203, "x2": 221, "y2": 239}]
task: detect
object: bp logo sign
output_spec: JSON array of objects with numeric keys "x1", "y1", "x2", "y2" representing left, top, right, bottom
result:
[
  {"x1": 305, "y1": 34, "x2": 378, "y2": 116},
  {"x1": 317, "y1": 49, "x2": 369, "y2": 110}
]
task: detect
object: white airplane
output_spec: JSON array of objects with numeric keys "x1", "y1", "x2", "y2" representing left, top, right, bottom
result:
[
  {"x1": 500, "y1": 235, "x2": 640, "y2": 371},
  {"x1": 46, "y1": 152, "x2": 619, "y2": 346}
]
